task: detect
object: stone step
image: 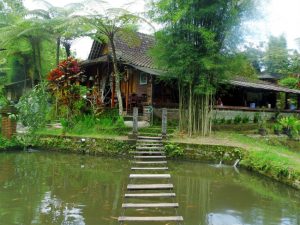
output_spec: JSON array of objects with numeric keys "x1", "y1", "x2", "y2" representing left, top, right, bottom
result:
[
  {"x1": 118, "y1": 216, "x2": 183, "y2": 222},
  {"x1": 130, "y1": 151, "x2": 165, "y2": 154},
  {"x1": 124, "y1": 193, "x2": 176, "y2": 198},
  {"x1": 129, "y1": 174, "x2": 171, "y2": 179},
  {"x1": 133, "y1": 161, "x2": 167, "y2": 164},
  {"x1": 122, "y1": 203, "x2": 179, "y2": 208},
  {"x1": 127, "y1": 184, "x2": 173, "y2": 190},
  {"x1": 134, "y1": 156, "x2": 166, "y2": 159},
  {"x1": 137, "y1": 139, "x2": 162, "y2": 143},
  {"x1": 136, "y1": 147, "x2": 164, "y2": 150},
  {"x1": 138, "y1": 136, "x2": 162, "y2": 140},
  {"x1": 137, "y1": 143, "x2": 163, "y2": 146},
  {"x1": 131, "y1": 167, "x2": 168, "y2": 170}
]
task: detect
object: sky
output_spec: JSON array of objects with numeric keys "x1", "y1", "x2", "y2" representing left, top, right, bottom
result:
[{"x1": 23, "y1": 0, "x2": 300, "y2": 59}]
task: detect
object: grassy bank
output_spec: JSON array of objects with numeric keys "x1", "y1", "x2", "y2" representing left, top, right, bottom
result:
[
  {"x1": 168, "y1": 131, "x2": 300, "y2": 189},
  {"x1": 34, "y1": 135, "x2": 135, "y2": 156}
]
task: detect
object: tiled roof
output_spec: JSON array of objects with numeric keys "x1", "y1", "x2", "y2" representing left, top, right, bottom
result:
[
  {"x1": 88, "y1": 32, "x2": 156, "y2": 69},
  {"x1": 230, "y1": 77, "x2": 300, "y2": 94}
]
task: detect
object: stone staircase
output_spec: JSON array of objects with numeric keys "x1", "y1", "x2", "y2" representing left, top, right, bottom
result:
[{"x1": 118, "y1": 135, "x2": 183, "y2": 224}]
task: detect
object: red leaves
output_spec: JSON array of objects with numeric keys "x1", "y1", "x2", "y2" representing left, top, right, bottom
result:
[{"x1": 47, "y1": 57, "x2": 81, "y2": 81}]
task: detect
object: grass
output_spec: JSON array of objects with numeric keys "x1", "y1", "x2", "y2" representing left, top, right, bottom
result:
[{"x1": 169, "y1": 126, "x2": 300, "y2": 188}]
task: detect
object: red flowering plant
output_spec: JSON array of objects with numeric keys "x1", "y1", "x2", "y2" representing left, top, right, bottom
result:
[
  {"x1": 47, "y1": 57, "x2": 81, "y2": 82},
  {"x1": 47, "y1": 57, "x2": 86, "y2": 122}
]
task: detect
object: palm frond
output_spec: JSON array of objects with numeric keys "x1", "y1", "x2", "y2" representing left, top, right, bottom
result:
[{"x1": 27, "y1": 9, "x2": 51, "y2": 19}]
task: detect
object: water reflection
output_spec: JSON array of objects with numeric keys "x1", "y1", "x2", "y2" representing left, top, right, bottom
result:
[
  {"x1": 170, "y1": 161, "x2": 300, "y2": 225},
  {"x1": 0, "y1": 152, "x2": 299, "y2": 225},
  {"x1": 32, "y1": 191, "x2": 85, "y2": 225}
]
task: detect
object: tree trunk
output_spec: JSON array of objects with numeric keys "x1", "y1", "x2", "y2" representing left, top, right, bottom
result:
[
  {"x1": 56, "y1": 37, "x2": 61, "y2": 66},
  {"x1": 36, "y1": 40, "x2": 42, "y2": 81},
  {"x1": 188, "y1": 82, "x2": 192, "y2": 137},
  {"x1": 63, "y1": 41, "x2": 71, "y2": 58},
  {"x1": 30, "y1": 38, "x2": 37, "y2": 85},
  {"x1": 110, "y1": 37, "x2": 123, "y2": 116}
]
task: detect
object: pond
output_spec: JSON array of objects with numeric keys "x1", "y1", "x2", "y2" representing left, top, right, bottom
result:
[{"x1": 0, "y1": 151, "x2": 299, "y2": 225}]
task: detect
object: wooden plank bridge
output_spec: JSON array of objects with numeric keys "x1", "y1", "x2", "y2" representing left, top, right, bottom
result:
[{"x1": 118, "y1": 133, "x2": 184, "y2": 224}]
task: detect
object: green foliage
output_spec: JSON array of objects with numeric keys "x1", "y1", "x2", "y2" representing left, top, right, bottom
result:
[
  {"x1": 264, "y1": 35, "x2": 289, "y2": 75},
  {"x1": 279, "y1": 76, "x2": 300, "y2": 90},
  {"x1": 272, "y1": 123, "x2": 282, "y2": 134},
  {"x1": 150, "y1": 0, "x2": 257, "y2": 136},
  {"x1": 164, "y1": 143, "x2": 184, "y2": 158},
  {"x1": 224, "y1": 118, "x2": 231, "y2": 124},
  {"x1": 253, "y1": 112, "x2": 260, "y2": 123},
  {"x1": 219, "y1": 118, "x2": 226, "y2": 124},
  {"x1": 0, "y1": 136, "x2": 20, "y2": 150},
  {"x1": 233, "y1": 115, "x2": 242, "y2": 124},
  {"x1": 36, "y1": 136, "x2": 135, "y2": 156},
  {"x1": 278, "y1": 116, "x2": 300, "y2": 138},
  {"x1": 242, "y1": 43, "x2": 264, "y2": 73},
  {"x1": 0, "y1": 88, "x2": 8, "y2": 108},
  {"x1": 17, "y1": 82, "x2": 49, "y2": 131},
  {"x1": 242, "y1": 115, "x2": 250, "y2": 123},
  {"x1": 61, "y1": 111, "x2": 126, "y2": 135},
  {"x1": 258, "y1": 111, "x2": 267, "y2": 129}
]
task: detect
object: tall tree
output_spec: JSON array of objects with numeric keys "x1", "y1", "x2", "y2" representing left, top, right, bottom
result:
[
  {"x1": 150, "y1": 0, "x2": 257, "y2": 136},
  {"x1": 0, "y1": 17, "x2": 53, "y2": 82},
  {"x1": 27, "y1": 0, "x2": 85, "y2": 65},
  {"x1": 70, "y1": 6, "x2": 146, "y2": 116},
  {"x1": 264, "y1": 35, "x2": 289, "y2": 75}
]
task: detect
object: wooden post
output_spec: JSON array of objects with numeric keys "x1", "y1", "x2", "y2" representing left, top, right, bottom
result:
[
  {"x1": 125, "y1": 69, "x2": 129, "y2": 114},
  {"x1": 133, "y1": 107, "x2": 138, "y2": 137},
  {"x1": 285, "y1": 93, "x2": 289, "y2": 109},
  {"x1": 162, "y1": 108, "x2": 167, "y2": 139}
]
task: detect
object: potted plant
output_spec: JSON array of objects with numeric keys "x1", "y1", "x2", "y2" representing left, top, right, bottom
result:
[{"x1": 287, "y1": 98, "x2": 297, "y2": 110}]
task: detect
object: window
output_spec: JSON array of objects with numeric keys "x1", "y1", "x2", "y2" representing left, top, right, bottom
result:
[{"x1": 139, "y1": 73, "x2": 148, "y2": 85}]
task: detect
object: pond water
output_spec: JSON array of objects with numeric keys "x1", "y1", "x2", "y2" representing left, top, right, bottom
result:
[{"x1": 0, "y1": 151, "x2": 299, "y2": 225}]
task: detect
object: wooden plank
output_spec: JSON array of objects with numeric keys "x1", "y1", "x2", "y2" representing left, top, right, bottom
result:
[
  {"x1": 127, "y1": 184, "x2": 173, "y2": 190},
  {"x1": 125, "y1": 193, "x2": 176, "y2": 198},
  {"x1": 129, "y1": 174, "x2": 171, "y2": 179},
  {"x1": 122, "y1": 203, "x2": 179, "y2": 208},
  {"x1": 131, "y1": 167, "x2": 168, "y2": 170},
  {"x1": 118, "y1": 216, "x2": 183, "y2": 222},
  {"x1": 133, "y1": 161, "x2": 167, "y2": 164},
  {"x1": 134, "y1": 156, "x2": 166, "y2": 159}
]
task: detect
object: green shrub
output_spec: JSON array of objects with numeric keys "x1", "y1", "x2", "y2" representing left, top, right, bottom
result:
[
  {"x1": 253, "y1": 113, "x2": 260, "y2": 123},
  {"x1": 278, "y1": 116, "x2": 300, "y2": 138},
  {"x1": 242, "y1": 116, "x2": 250, "y2": 123},
  {"x1": 234, "y1": 115, "x2": 242, "y2": 124},
  {"x1": 273, "y1": 123, "x2": 282, "y2": 135},
  {"x1": 164, "y1": 143, "x2": 184, "y2": 158},
  {"x1": 0, "y1": 136, "x2": 20, "y2": 150},
  {"x1": 212, "y1": 118, "x2": 218, "y2": 125},
  {"x1": 219, "y1": 118, "x2": 226, "y2": 124},
  {"x1": 226, "y1": 119, "x2": 232, "y2": 124}
]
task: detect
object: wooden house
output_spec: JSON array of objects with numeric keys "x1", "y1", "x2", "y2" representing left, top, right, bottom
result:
[
  {"x1": 81, "y1": 32, "x2": 300, "y2": 119},
  {"x1": 80, "y1": 32, "x2": 178, "y2": 114}
]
